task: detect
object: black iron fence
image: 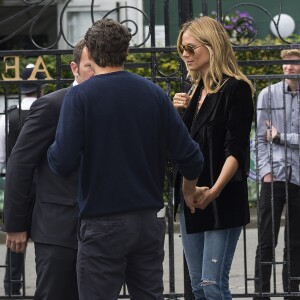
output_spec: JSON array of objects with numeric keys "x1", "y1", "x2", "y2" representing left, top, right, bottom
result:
[{"x1": 1, "y1": 0, "x2": 300, "y2": 298}]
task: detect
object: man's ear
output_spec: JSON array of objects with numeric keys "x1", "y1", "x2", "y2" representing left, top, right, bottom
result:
[{"x1": 70, "y1": 62, "x2": 79, "y2": 77}]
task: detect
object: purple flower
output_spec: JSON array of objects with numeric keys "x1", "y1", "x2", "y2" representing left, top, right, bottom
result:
[
  {"x1": 224, "y1": 24, "x2": 234, "y2": 30},
  {"x1": 213, "y1": 10, "x2": 255, "y2": 40},
  {"x1": 238, "y1": 12, "x2": 251, "y2": 18}
]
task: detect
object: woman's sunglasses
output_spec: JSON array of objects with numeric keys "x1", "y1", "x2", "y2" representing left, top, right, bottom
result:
[{"x1": 179, "y1": 44, "x2": 203, "y2": 55}]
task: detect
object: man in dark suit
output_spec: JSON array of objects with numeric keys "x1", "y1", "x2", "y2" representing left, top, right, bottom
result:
[
  {"x1": 3, "y1": 39, "x2": 94, "y2": 300},
  {"x1": 2, "y1": 64, "x2": 46, "y2": 296}
]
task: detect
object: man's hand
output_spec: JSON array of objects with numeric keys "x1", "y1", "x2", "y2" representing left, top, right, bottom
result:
[
  {"x1": 263, "y1": 173, "x2": 276, "y2": 182},
  {"x1": 6, "y1": 232, "x2": 28, "y2": 253},
  {"x1": 182, "y1": 185, "x2": 197, "y2": 213},
  {"x1": 183, "y1": 184, "x2": 209, "y2": 213},
  {"x1": 182, "y1": 177, "x2": 199, "y2": 213},
  {"x1": 266, "y1": 120, "x2": 277, "y2": 142}
]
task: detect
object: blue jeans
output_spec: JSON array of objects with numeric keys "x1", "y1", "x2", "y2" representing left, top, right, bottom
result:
[{"x1": 180, "y1": 208, "x2": 242, "y2": 300}]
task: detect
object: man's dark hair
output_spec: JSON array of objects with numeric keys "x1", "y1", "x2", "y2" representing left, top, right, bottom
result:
[
  {"x1": 73, "y1": 39, "x2": 86, "y2": 66},
  {"x1": 84, "y1": 18, "x2": 131, "y2": 67}
]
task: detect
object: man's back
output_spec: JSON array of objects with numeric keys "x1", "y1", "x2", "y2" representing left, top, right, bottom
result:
[
  {"x1": 49, "y1": 71, "x2": 202, "y2": 218},
  {"x1": 47, "y1": 18, "x2": 203, "y2": 300},
  {"x1": 4, "y1": 88, "x2": 79, "y2": 248},
  {"x1": 7, "y1": 107, "x2": 30, "y2": 157}
]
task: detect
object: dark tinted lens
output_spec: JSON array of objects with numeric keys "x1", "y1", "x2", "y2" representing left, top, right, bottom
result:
[
  {"x1": 186, "y1": 45, "x2": 195, "y2": 54},
  {"x1": 179, "y1": 45, "x2": 195, "y2": 54}
]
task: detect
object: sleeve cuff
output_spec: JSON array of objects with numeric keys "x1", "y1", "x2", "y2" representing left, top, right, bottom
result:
[{"x1": 279, "y1": 133, "x2": 284, "y2": 145}]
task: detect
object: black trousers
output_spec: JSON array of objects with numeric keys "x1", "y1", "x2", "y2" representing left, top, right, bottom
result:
[
  {"x1": 34, "y1": 243, "x2": 78, "y2": 300},
  {"x1": 4, "y1": 250, "x2": 24, "y2": 295},
  {"x1": 254, "y1": 182, "x2": 300, "y2": 300},
  {"x1": 77, "y1": 209, "x2": 166, "y2": 300}
]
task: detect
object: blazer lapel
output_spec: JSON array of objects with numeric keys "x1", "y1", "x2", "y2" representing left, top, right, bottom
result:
[
  {"x1": 190, "y1": 78, "x2": 231, "y2": 138},
  {"x1": 190, "y1": 93, "x2": 219, "y2": 138}
]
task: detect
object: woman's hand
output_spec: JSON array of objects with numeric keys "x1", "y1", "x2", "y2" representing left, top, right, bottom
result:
[
  {"x1": 193, "y1": 187, "x2": 218, "y2": 210},
  {"x1": 193, "y1": 156, "x2": 239, "y2": 210},
  {"x1": 183, "y1": 186, "x2": 209, "y2": 213},
  {"x1": 173, "y1": 92, "x2": 190, "y2": 110}
]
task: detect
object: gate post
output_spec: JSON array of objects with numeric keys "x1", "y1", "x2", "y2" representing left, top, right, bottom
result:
[
  {"x1": 176, "y1": 3, "x2": 194, "y2": 296},
  {"x1": 183, "y1": 256, "x2": 195, "y2": 300},
  {"x1": 178, "y1": 0, "x2": 193, "y2": 25}
]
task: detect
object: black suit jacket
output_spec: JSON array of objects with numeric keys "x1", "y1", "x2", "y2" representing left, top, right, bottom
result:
[
  {"x1": 175, "y1": 77, "x2": 254, "y2": 233},
  {"x1": 3, "y1": 87, "x2": 79, "y2": 249}
]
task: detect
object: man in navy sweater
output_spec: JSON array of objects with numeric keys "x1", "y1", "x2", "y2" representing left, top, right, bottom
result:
[{"x1": 48, "y1": 18, "x2": 204, "y2": 300}]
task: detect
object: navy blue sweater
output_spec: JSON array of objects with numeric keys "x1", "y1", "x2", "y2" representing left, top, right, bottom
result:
[{"x1": 48, "y1": 71, "x2": 203, "y2": 218}]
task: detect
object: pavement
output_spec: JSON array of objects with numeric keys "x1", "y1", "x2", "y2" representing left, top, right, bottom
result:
[{"x1": 0, "y1": 208, "x2": 287, "y2": 299}]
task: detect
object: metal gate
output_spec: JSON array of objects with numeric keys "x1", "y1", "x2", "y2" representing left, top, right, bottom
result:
[{"x1": 1, "y1": 0, "x2": 300, "y2": 298}]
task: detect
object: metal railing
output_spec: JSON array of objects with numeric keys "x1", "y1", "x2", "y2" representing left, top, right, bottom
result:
[{"x1": 1, "y1": 0, "x2": 300, "y2": 298}]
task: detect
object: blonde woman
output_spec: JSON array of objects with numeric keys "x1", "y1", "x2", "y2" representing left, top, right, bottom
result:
[{"x1": 173, "y1": 16, "x2": 254, "y2": 299}]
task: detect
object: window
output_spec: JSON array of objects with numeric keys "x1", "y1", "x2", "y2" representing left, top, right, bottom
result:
[{"x1": 68, "y1": 11, "x2": 117, "y2": 46}]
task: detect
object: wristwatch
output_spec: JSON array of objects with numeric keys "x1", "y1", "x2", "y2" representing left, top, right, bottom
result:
[{"x1": 273, "y1": 132, "x2": 281, "y2": 144}]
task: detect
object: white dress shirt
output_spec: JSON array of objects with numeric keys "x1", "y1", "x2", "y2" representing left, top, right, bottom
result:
[{"x1": 0, "y1": 96, "x2": 37, "y2": 173}]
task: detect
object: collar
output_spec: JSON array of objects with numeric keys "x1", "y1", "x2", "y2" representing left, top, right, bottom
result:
[{"x1": 21, "y1": 97, "x2": 37, "y2": 110}]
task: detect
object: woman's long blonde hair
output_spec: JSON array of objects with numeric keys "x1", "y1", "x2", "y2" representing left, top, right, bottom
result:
[{"x1": 177, "y1": 16, "x2": 254, "y2": 95}]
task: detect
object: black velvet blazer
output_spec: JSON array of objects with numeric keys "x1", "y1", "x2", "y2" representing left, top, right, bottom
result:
[{"x1": 175, "y1": 77, "x2": 254, "y2": 233}]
